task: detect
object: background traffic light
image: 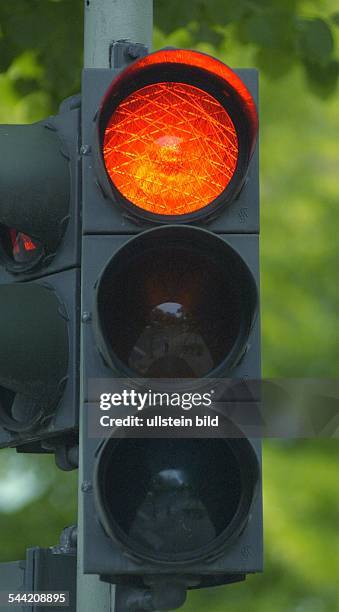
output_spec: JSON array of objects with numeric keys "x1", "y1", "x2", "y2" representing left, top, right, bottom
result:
[
  {"x1": 80, "y1": 47, "x2": 262, "y2": 600},
  {"x1": 0, "y1": 97, "x2": 80, "y2": 462}
]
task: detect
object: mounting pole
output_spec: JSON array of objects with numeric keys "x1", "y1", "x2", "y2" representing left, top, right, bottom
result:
[
  {"x1": 84, "y1": 0, "x2": 153, "y2": 68},
  {"x1": 77, "y1": 2, "x2": 153, "y2": 611}
]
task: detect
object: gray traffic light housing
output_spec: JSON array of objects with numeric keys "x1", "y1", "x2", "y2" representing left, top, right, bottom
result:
[
  {"x1": 79, "y1": 48, "x2": 262, "y2": 594},
  {"x1": 0, "y1": 99, "x2": 81, "y2": 458},
  {"x1": 81, "y1": 231, "x2": 260, "y2": 395},
  {"x1": 82, "y1": 426, "x2": 262, "y2": 587},
  {"x1": 81, "y1": 66, "x2": 259, "y2": 235}
]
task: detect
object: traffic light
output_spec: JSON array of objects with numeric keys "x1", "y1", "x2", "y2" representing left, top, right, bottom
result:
[
  {"x1": 80, "y1": 47, "x2": 262, "y2": 603},
  {"x1": 0, "y1": 97, "x2": 80, "y2": 462}
]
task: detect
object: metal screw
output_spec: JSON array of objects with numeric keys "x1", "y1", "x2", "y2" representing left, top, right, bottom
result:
[
  {"x1": 82, "y1": 311, "x2": 92, "y2": 323},
  {"x1": 127, "y1": 44, "x2": 144, "y2": 59},
  {"x1": 81, "y1": 481, "x2": 92, "y2": 493},
  {"x1": 80, "y1": 144, "x2": 91, "y2": 155}
]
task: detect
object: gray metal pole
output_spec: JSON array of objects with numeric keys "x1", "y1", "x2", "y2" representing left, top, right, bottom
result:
[
  {"x1": 84, "y1": 0, "x2": 153, "y2": 68},
  {"x1": 77, "y1": 1, "x2": 153, "y2": 611}
]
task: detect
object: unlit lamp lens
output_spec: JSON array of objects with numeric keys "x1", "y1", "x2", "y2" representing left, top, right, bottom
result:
[
  {"x1": 95, "y1": 437, "x2": 259, "y2": 562},
  {"x1": 95, "y1": 226, "x2": 258, "y2": 378}
]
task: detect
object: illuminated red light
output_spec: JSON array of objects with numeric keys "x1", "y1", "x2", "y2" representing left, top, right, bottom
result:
[
  {"x1": 99, "y1": 49, "x2": 258, "y2": 219},
  {"x1": 10, "y1": 230, "x2": 37, "y2": 254},
  {"x1": 103, "y1": 82, "x2": 238, "y2": 215}
]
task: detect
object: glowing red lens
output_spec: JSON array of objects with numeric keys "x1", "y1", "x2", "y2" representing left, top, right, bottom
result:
[
  {"x1": 100, "y1": 49, "x2": 258, "y2": 218},
  {"x1": 103, "y1": 82, "x2": 238, "y2": 216}
]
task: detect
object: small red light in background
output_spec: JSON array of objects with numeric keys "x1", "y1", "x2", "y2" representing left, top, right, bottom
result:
[
  {"x1": 10, "y1": 230, "x2": 37, "y2": 254},
  {"x1": 5, "y1": 228, "x2": 42, "y2": 264},
  {"x1": 21, "y1": 234, "x2": 37, "y2": 252}
]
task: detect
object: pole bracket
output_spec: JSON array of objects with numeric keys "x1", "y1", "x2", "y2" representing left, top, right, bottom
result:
[{"x1": 109, "y1": 39, "x2": 148, "y2": 69}]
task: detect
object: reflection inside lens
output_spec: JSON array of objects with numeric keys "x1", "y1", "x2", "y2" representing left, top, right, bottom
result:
[{"x1": 131, "y1": 297, "x2": 215, "y2": 377}]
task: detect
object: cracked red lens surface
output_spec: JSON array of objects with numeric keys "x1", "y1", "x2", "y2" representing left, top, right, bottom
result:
[{"x1": 103, "y1": 82, "x2": 239, "y2": 216}]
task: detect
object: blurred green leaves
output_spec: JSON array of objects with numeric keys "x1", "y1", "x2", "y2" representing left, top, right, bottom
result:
[
  {"x1": 155, "y1": 0, "x2": 338, "y2": 98},
  {"x1": 0, "y1": 0, "x2": 83, "y2": 114},
  {"x1": 0, "y1": 451, "x2": 77, "y2": 560},
  {"x1": 296, "y1": 18, "x2": 334, "y2": 65}
]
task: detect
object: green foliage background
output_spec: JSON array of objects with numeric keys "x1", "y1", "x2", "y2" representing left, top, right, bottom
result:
[{"x1": 0, "y1": 1, "x2": 338, "y2": 611}]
